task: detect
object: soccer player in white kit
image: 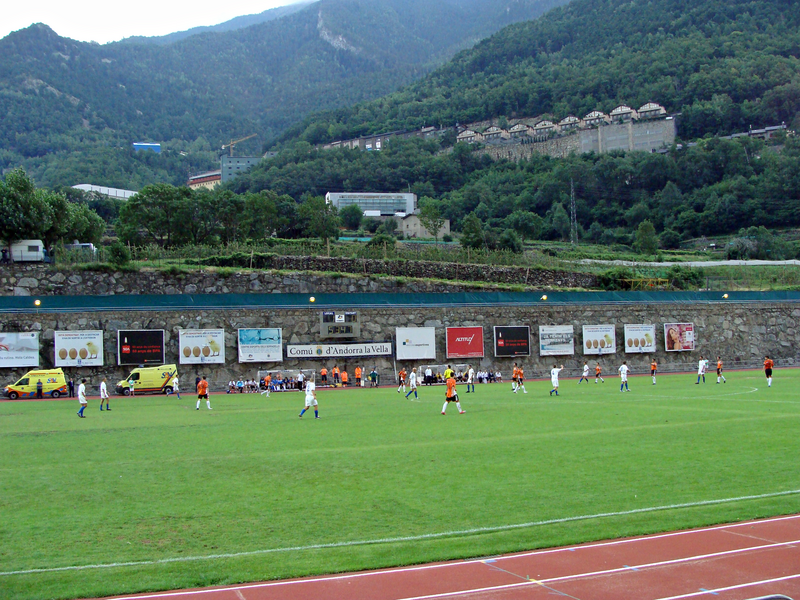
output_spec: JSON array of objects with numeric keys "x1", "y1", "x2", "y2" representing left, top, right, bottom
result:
[
  {"x1": 77, "y1": 379, "x2": 88, "y2": 418},
  {"x1": 695, "y1": 355, "x2": 706, "y2": 384},
  {"x1": 99, "y1": 377, "x2": 110, "y2": 411},
  {"x1": 298, "y1": 376, "x2": 318, "y2": 419},
  {"x1": 171, "y1": 374, "x2": 181, "y2": 399},
  {"x1": 549, "y1": 364, "x2": 564, "y2": 396},
  {"x1": 466, "y1": 365, "x2": 475, "y2": 393},
  {"x1": 579, "y1": 361, "x2": 590, "y2": 384},
  {"x1": 405, "y1": 368, "x2": 418, "y2": 399},
  {"x1": 619, "y1": 361, "x2": 630, "y2": 392}
]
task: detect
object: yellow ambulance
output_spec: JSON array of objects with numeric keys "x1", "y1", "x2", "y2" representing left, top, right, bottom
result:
[
  {"x1": 116, "y1": 364, "x2": 178, "y2": 396},
  {"x1": 4, "y1": 368, "x2": 68, "y2": 399}
]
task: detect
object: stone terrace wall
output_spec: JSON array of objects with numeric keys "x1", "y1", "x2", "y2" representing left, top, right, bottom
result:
[
  {"x1": 2, "y1": 300, "x2": 797, "y2": 393},
  {"x1": 0, "y1": 263, "x2": 596, "y2": 297}
]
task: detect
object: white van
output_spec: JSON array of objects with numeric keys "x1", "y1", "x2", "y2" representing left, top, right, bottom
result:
[{"x1": 4, "y1": 240, "x2": 46, "y2": 262}]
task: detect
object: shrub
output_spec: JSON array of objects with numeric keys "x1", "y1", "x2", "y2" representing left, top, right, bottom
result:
[{"x1": 107, "y1": 241, "x2": 131, "y2": 267}]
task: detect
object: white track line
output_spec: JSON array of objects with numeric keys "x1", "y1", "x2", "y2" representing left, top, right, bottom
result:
[
  {"x1": 3, "y1": 493, "x2": 800, "y2": 579},
  {"x1": 654, "y1": 573, "x2": 800, "y2": 600}
]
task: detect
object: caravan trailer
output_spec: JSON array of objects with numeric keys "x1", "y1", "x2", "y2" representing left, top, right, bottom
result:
[{"x1": 4, "y1": 240, "x2": 46, "y2": 262}]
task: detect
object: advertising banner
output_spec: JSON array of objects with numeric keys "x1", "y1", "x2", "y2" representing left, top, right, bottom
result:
[
  {"x1": 117, "y1": 330, "x2": 165, "y2": 365},
  {"x1": 286, "y1": 342, "x2": 392, "y2": 359},
  {"x1": 238, "y1": 328, "x2": 283, "y2": 363},
  {"x1": 624, "y1": 324, "x2": 657, "y2": 353},
  {"x1": 664, "y1": 323, "x2": 695, "y2": 352},
  {"x1": 0, "y1": 332, "x2": 39, "y2": 368},
  {"x1": 54, "y1": 330, "x2": 103, "y2": 367},
  {"x1": 582, "y1": 325, "x2": 616, "y2": 355},
  {"x1": 494, "y1": 326, "x2": 530, "y2": 357},
  {"x1": 539, "y1": 325, "x2": 575, "y2": 356},
  {"x1": 396, "y1": 327, "x2": 436, "y2": 360},
  {"x1": 446, "y1": 326, "x2": 484, "y2": 359},
  {"x1": 179, "y1": 329, "x2": 225, "y2": 364}
]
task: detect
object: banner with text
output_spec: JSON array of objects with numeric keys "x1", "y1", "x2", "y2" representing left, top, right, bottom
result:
[
  {"x1": 179, "y1": 329, "x2": 225, "y2": 364},
  {"x1": 582, "y1": 325, "x2": 616, "y2": 355},
  {"x1": 238, "y1": 328, "x2": 283, "y2": 363},
  {"x1": 117, "y1": 330, "x2": 165, "y2": 365},
  {"x1": 54, "y1": 330, "x2": 104, "y2": 367},
  {"x1": 287, "y1": 342, "x2": 392, "y2": 359},
  {"x1": 539, "y1": 325, "x2": 575, "y2": 356},
  {"x1": 494, "y1": 326, "x2": 530, "y2": 357},
  {"x1": 446, "y1": 326, "x2": 484, "y2": 358},
  {"x1": 624, "y1": 324, "x2": 656, "y2": 353},
  {"x1": 396, "y1": 327, "x2": 436, "y2": 360},
  {"x1": 664, "y1": 323, "x2": 695, "y2": 352},
  {"x1": 0, "y1": 332, "x2": 39, "y2": 368}
]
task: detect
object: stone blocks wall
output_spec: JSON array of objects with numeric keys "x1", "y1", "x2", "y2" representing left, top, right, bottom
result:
[{"x1": 2, "y1": 300, "x2": 797, "y2": 394}]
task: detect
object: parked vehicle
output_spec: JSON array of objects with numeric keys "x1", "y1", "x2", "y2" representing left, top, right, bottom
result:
[
  {"x1": 4, "y1": 368, "x2": 68, "y2": 399},
  {"x1": 2, "y1": 239, "x2": 47, "y2": 262},
  {"x1": 116, "y1": 364, "x2": 178, "y2": 396}
]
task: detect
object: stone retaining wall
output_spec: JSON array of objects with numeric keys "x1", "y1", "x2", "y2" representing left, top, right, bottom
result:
[
  {"x1": 0, "y1": 262, "x2": 596, "y2": 297},
  {"x1": 2, "y1": 300, "x2": 797, "y2": 395}
]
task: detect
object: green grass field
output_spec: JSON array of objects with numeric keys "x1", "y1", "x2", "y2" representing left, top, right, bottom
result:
[{"x1": 3, "y1": 370, "x2": 800, "y2": 600}]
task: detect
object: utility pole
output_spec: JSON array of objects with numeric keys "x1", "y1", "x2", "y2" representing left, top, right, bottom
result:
[{"x1": 570, "y1": 178, "x2": 578, "y2": 245}]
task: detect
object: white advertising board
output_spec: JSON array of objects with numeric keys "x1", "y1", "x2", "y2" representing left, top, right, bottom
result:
[
  {"x1": 54, "y1": 330, "x2": 103, "y2": 367},
  {"x1": 179, "y1": 329, "x2": 225, "y2": 364},
  {"x1": 0, "y1": 332, "x2": 39, "y2": 368},
  {"x1": 539, "y1": 325, "x2": 574, "y2": 356},
  {"x1": 582, "y1": 325, "x2": 616, "y2": 355},
  {"x1": 624, "y1": 324, "x2": 657, "y2": 353},
  {"x1": 396, "y1": 327, "x2": 436, "y2": 360},
  {"x1": 238, "y1": 328, "x2": 283, "y2": 363},
  {"x1": 286, "y1": 342, "x2": 392, "y2": 359}
]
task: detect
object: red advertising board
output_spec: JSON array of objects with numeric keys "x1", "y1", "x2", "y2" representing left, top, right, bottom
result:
[{"x1": 446, "y1": 326, "x2": 484, "y2": 358}]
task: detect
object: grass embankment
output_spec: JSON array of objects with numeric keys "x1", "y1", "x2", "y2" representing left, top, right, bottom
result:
[{"x1": 2, "y1": 370, "x2": 800, "y2": 599}]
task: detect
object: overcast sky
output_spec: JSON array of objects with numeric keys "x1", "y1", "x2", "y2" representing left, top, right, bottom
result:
[{"x1": 1, "y1": 0, "x2": 300, "y2": 44}]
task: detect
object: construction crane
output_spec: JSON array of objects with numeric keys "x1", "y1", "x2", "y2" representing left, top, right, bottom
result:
[{"x1": 221, "y1": 134, "x2": 257, "y2": 157}]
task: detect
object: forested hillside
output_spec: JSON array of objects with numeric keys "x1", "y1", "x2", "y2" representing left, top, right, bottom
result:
[
  {"x1": 0, "y1": 0, "x2": 566, "y2": 189},
  {"x1": 279, "y1": 0, "x2": 800, "y2": 144}
]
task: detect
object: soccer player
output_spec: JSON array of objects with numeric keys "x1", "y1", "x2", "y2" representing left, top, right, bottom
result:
[
  {"x1": 320, "y1": 367, "x2": 328, "y2": 387},
  {"x1": 355, "y1": 366, "x2": 362, "y2": 387},
  {"x1": 618, "y1": 361, "x2": 630, "y2": 392},
  {"x1": 261, "y1": 373, "x2": 271, "y2": 396},
  {"x1": 444, "y1": 365, "x2": 454, "y2": 380},
  {"x1": 716, "y1": 356, "x2": 726, "y2": 383},
  {"x1": 695, "y1": 355, "x2": 706, "y2": 384},
  {"x1": 196, "y1": 376, "x2": 211, "y2": 410},
  {"x1": 299, "y1": 375, "x2": 319, "y2": 418},
  {"x1": 405, "y1": 367, "x2": 418, "y2": 399},
  {"x1": 332, "y1": 365, "x2": 340, "y2": 386},
  {"x1": 77, "y1": 378, "x2": 88, "y2": 418},
  {"x1": 466, "y1": 365, "x2": 475, "y2": 393},
  {"x1": 511, "y1": 362, "x2": 519, "y2": 392},
  {"x1": 442, "y1": 374, "x2": 465, "y2": 414},
  {"x1": 171, "y1": 374, "x2": 181, "y2": 399},
  {"x1": 397, "y1": 368, "x2": 407, "y2": 394},
  {"x1": 341, "y1": 369, "x2": 348, "y2": 387},
  {"x1": 516, "y1": 366, "x2": 527, "y2": 394},
  {"x1": 99, "y1": 377, "x2": 110, "y2": 411},
  {"x1": 764, "y1": 355, "x2": 774, "y2": 387},
  {"x1": 579, "y1": 361, "x2": 590, "y2": 384},
  {"x1": 650, "y1": 359, "x2": 657, "y2": 385},
  {"x1": 595, "y1": 363, "x2": 605, "y2": 383},
  {"x1": 549, "y1": 364, "x2": 563, "y2": 396},
  {"x1": 369, "y1": 367, "x2": 378, "y2": 387}
]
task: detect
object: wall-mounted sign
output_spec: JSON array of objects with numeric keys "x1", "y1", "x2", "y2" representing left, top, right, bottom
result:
[
  {"x1": 117, "y1": 330, "x2": 165, "y2": 365},
  {"x1": 582, "y1": 325, "x2": 616, "y2": 355},
  {"x1": 286, "y1": 342, "x2": 392, "y2": 359},
  {"x1": 664, "y1": 323, "x2": 695, "y2": 352},
  {"x1": 0, "y1": 332, "x2": 39, "y2": 368},
  {"x1": 179, "y1": 329, "x2": 225, "y2": 364},
  {"x1": 494, "y1": 326, "x2": 530, "y2": 357},
  {"x1": 539, "y1": 325, "x2": 574, "y2": 356},
  {"x1": 396, "y1": 327, "x2": 436, "y2": 360},
  {"x1": 446, "y1": 326, "x2": 484, "y2": 358},
  {"x1": 238, "y1": 328, "x2": 283, "y2": 363},
  {"x1": 54, "y1": 330, "x2": 103, "y2": 367},
  {"x1": 624, "y1": 324, "x2": 656, "y2": 353}
]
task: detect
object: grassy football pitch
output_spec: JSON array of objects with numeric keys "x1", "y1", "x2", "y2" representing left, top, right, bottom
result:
[{"x1": 2, "y1": 369, "x2": 800, "y2": 600}]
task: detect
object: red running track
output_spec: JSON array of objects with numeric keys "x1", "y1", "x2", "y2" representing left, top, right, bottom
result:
[{"x1": 99, "y1": 514, "x2": 800, "y2": 600}]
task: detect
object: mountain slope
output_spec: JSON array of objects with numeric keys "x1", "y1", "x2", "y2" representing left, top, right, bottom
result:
[
  {"x1": 0, "y1": 0, "x2": 568, "y2": 188},
  {"x1": 277, "y1": 0, "x2": 800, "y2": 143}
]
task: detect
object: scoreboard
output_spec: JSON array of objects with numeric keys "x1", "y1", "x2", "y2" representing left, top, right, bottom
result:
[{"x1": 320, "y1": 311, "x2": 360, "y2": 339}]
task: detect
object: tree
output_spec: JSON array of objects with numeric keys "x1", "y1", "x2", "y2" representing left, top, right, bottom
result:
[
  {"x1": 298, "y1": 196, "x2": 340, "y2": 240},
  {"x1": 375, "y1": 218, "x2": 399, "y2": 237},
  {"x1": 504, "y1": 210, "x2": 543, "y2": 242},
  {"x1": 0, "y1": 169, "x2": 49, "y2": 247},
  {"x1": 549, "y1": 202, "x2": 570, "y2": 241},
  {"x1": 459, "y1": 213, "x2": 485, "y2": 250},
  {"x1": 634, "y1": 220, "x2": 659, "y2": 255},
  {"x1": 339, "y1": 204, "x2": 364, "y2": 231},
  {"x1": 117, "y1": 184, "x2": 190, "y2": 247},
  {"x1": 497, "y1": 229, "x2": 523, "y2": 253},
  {"x1": 418, "y1": 200, "x2": 446, "y2": 241}
]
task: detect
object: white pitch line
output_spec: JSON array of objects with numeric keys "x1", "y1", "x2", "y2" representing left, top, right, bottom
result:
[{"x1": 2, "y1": 491, "x2": 800, "y2": 578}]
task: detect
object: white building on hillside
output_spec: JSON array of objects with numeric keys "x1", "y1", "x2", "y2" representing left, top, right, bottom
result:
[{"x1": 325, "y1": 192, "x2": 416, "y2": 216}]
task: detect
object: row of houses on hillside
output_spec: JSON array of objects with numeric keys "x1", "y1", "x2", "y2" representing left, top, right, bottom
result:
[{"x1": 457, "y1": 103, "x2": 667, "y2": 144}]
